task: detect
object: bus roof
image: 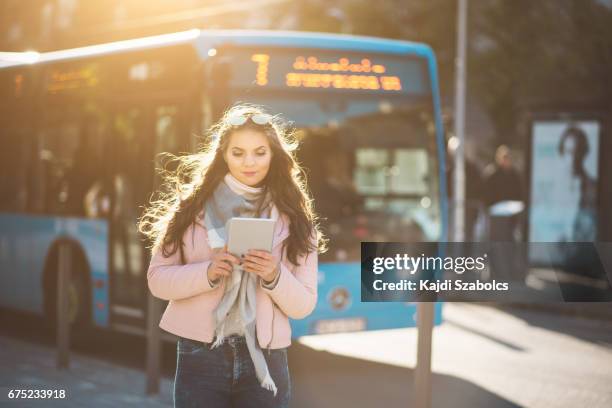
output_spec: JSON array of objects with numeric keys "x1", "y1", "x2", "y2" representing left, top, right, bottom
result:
[{"x1": 0, "y1": 29, "x2": 434, "y2": 69}]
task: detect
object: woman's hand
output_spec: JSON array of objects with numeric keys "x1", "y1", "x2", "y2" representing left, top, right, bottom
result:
[
  {"x1": 207, "y1": 245, "x2": 240, "y2": 283},
  {"x1": 243, "y1": 249, "x2": 280, "y2": 283}
]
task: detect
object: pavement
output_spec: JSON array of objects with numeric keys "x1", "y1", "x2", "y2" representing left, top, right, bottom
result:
[
  {"x1": 297, "y1": 303, "x2": 612, "y2": 408},
  {"x1": 0, "y1": 335, "x2": 173, "y2": 407},
  {"x1": 1, "y1": 303, "x2": 611, "y2": 407}
]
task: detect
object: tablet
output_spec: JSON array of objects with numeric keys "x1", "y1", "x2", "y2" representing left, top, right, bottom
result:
[{"x1": 226, "y1": 217, "x2": 276, "y2": 257}]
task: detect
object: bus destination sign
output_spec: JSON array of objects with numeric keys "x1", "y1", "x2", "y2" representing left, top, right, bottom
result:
[{"x1": 224, "y1": 49, "x2": 428, "y2": 95}]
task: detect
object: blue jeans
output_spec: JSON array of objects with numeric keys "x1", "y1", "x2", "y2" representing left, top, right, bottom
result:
[{"x1": 174, "y1": 335, "x2": 291, "y2": 408}]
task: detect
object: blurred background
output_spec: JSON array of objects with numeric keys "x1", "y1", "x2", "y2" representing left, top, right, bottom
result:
[{"x1": 0, "y1": 1, "x2": 611, "y2": 407}]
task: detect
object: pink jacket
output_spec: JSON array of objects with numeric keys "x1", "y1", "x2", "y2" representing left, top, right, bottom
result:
[{"x1": 146, "y1": 211, "x2": 318, "y2": 349}]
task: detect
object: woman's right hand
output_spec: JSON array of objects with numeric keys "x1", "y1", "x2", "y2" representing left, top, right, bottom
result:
[{"x1": 207, "y1": 245, "x2": 240, "y2": 283}]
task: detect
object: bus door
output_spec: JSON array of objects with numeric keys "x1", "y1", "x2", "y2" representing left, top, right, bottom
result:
[{"x1": 108, "y1": 99, "x2": 191, "y2": 331}]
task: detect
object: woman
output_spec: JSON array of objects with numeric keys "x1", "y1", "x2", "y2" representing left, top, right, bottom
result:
[
  {"x1": 556, "y1": 125, "x2": 598, "y2": 273},
  {"x1": 139, "y1": 104, "x2": 326, "y2": 407},
  {"x1": 558, "y1": 126, "x2": 597, "y2": 213}
]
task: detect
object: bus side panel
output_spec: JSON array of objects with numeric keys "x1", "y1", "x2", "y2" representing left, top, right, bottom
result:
[
  {"x1": 290, "y1": 262, "x2": 443, "y2": 338},
  {"x1": 0, "y1": 215, "x2": 54, "y2": 314},
  {"x1": 0, "y1": 214, "x2": 109, "y2": 328},
  {"x1": 72, "y1": 218, "x2": 109, "y2": 328}
]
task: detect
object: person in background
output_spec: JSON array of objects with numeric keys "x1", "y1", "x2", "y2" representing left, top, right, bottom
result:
[
  {"x1": 446, "y1": 137, "x2": 483, "y2": 241},
  {"x1": 482, "y1": 145, "x2": 523, "y2": 208},
  {"x1": 482, "y1": 145, "x2": 526, "y2": 281}
]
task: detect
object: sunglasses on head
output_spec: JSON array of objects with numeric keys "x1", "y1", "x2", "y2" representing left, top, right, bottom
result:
[{"x1": 227, "y1": 112, "x2": 273, "y2": 126}]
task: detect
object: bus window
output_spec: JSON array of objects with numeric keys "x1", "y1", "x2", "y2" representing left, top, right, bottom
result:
[
  {"x1": 0, "y1": 128, "x2": 31, "y2": 213},
  {"x1": 0, "y1": 70, "x2": 32, "y2": 213},
  {"x1": 68, "y1": 117, "x2": 108, "y2": 216},
  {"x1": 156, "y1": 105, "x2": 190, "y2": 155},
  {"x1": 36, "y1": 109, "x2": 107, "y2": 216},
  {"x1": 355, "y1": 149, "x2": 388, "y2": 195},
  {"x1": 109, "y1": 107, "x2": 149, "y2": 308}
]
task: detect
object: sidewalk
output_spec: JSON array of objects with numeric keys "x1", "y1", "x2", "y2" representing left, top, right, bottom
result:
[
  {"x1": 0, "y1": 335, "x2": 173, "y2": 407},
  {"x1": 298, "y1": 302, "x2": 612, "y2": 408}
]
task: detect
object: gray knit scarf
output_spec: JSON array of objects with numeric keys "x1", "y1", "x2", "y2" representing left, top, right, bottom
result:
[{"x1": 203, "y1": 172, "x2": 279, "y2": 396}]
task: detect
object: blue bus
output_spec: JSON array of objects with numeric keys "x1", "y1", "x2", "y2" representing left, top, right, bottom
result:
[{"x1": 0, "y1": 29, "x2": 446, "y2": 338}]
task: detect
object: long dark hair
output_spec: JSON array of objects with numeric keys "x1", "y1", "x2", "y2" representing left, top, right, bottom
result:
[{"x1": 138, "y1": 104, "x2": 327, "y2": 265}]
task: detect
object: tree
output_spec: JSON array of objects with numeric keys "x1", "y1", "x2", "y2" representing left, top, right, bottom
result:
[{"x1": 470, "y1": 0, "x2": 612, "y2": 145}]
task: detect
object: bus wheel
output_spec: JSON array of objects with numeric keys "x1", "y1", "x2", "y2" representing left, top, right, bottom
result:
[
  {"x1": 43, "y1": 249, "x2": 92, "y2": 332},
  {"x1": 65, "y1": 272, "x2": 87, "y2": 326}
]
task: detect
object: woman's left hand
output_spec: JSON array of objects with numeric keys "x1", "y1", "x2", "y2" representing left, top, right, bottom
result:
[{"x1": 243, "y1": 249, "x2": 280, "y2": 283}]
